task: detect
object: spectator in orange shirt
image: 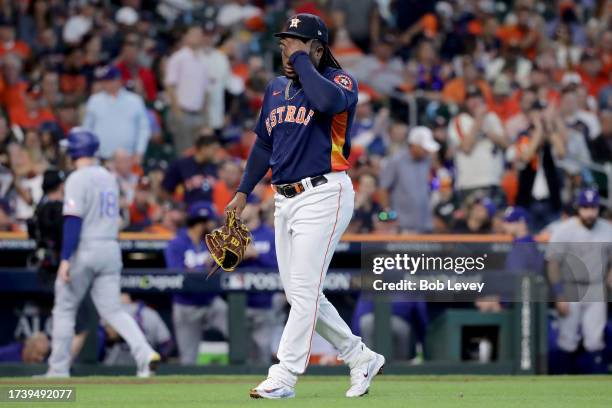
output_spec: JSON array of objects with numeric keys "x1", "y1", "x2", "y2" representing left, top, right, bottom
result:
[
  {"x1": 578, "y1": 52, "x2": 608, "y2": 97},
  {"x1": 442, "y1": 56, "x2": 492, "y2": 105},
  {"x1": 0, "y1": 18, "x2": 30, "y2": 60},
  {"x1": 497, "y1": 3, "x2": 540, "y2": 60},
  {"x1": 488, "y1": 74, "x2": 520, "y2": 123},
  {"x1": 117, "y1": 35, "x2": 158, "y2": 103},
  {"x1": 127, "y1": 177, "x2": 161, "y2": 232},
  {"x1": 8, "y1": 86, "x2": 56, "y2": 129},
  {"x1": 144, "y1": 202, "x2": 185, "y2": 236},
  {"x1": 0, "y1": 53, "x2": 27, "y2": 111},
  {"x1": 213, "y1": 160, "x2": 242, "y2": 212},
  {"x1": 58, "y1": 47, "x2": 87, "y2": 98}
]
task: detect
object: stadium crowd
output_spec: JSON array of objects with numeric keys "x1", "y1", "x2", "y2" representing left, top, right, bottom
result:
[
  {"x1": 0, "y1": 0, "x2": 610, "y2": 373},
  {"x1": 0, "y1": 0, "x2": 610, "y2": 235}
]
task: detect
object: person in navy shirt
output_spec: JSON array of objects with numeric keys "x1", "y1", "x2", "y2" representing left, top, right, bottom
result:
[
  {"x1": 162, "y1": 133, "x2": 220, "y2": 205},
  {"x1": 240, "y1": 197, "x2": 279, "y2": 364},
  {"x1": 164, "y1": 201, "x2": 227, "y2": 365},
  {"x1": 502, "y1": 206, "x2": 544, "y2": 274},
  {"x1": 475, "y1": 206, "x2": 544, "y2": 313}
]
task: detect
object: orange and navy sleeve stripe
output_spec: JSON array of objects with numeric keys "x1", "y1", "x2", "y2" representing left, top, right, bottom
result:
[{"x1": 330, "y1": 111, "x2": 350, "y2": 171}]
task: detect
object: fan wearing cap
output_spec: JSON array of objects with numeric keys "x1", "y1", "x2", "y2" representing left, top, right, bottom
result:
[
  {"x1": 225, "y1": 13, "x2": 383, "y2": 399},
  {"x1": 83, "y1": 65, "x2": 151, "y2": 162},
  {"x1": 476, "y1": 206, "x2": 545, "y2": 312},
  {"x1": 379, "y1": 126, "x2": 439, "y2": 233},
  {"x1": 502, "y1": 206, "x2": 544, "y2": 276},
  {"x1": 545, "y1": 188, "x2": 612, "y2": 374},
  {"x1": 164, "y1": 201, "x2": 228, "y2": 365}
]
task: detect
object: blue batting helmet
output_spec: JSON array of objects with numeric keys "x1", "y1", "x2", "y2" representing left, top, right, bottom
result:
[{"x1": 62, "y1": 127, "x2": 100, "y2": 160}]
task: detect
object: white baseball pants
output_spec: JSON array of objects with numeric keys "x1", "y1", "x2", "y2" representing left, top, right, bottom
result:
[
  {"x1": 268, "y1": 171, "x2": 369, "y2": 387},
  {"x1": 557, "y1": 301, "x2": 607, "y2": 352}
]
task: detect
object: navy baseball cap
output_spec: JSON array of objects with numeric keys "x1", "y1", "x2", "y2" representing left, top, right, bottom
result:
[
  {"x1": 578, "y1": 188, "x2": 600, "y2": 207},
  {"x1": 503, "y1": 206, "x2": 529, "y2": 223},
  {"x1": 275, "y1": 13, "x2": 329, "y2": 44},
  {"x1": 94, "y1": 65, "x2": 121, "y2": 81},
  {"x1": 187, "y1": 201, "x2": 217, "y2": 224}
]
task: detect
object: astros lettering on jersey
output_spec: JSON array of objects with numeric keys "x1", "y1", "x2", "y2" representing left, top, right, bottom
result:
[{"x1": 254, "y1": 69, "x2": 357, "y2": 184}]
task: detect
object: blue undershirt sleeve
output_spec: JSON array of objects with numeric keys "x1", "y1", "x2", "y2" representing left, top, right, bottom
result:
[
  {"x1": 61, "y1": 215, "x2": 82, "y2": 261},
  {"x1": 237, "y1": 138, "x2": 272, "y2": 195}
]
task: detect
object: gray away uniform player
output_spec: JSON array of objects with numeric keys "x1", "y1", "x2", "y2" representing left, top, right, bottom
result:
[
  {"x1": 44, "y1": 128, "x2": 160, "y2": 377},
  {"x1": 546, "y1": 188, "x2": 612, "y2": 374}
]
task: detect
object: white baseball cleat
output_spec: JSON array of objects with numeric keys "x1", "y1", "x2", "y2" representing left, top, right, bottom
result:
[
  {"x1": 136, "y1": 351, "x2": 161, "y2": 378},
  {"x1": 249, "y1": 378, "x2": 296, "y2": 399},
  {"x1": 345, "y1": 352, "x2": 385, "y2": 397}
]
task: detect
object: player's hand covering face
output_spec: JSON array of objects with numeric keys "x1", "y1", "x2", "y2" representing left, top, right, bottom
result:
[{"x1": 279, "y1": 37, "x2": 323, "y2": 78}]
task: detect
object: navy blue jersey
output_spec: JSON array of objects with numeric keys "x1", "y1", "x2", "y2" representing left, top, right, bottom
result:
[
  {"x1": 162, "y1": 157, "x2": 217, "y2": 205},
  {"x1": 253, "y1": 54, "x2": 358, "y2": 184},
  {"x1": 243, "y1": 224, "x2": 277, "y2": 268},
  {"x1": 242, "y1": 224, "x2": 277, "y2": 309},
  {"x1": 164, "y1": 228, "x2": 216, "y2": 306},
  {"x1": 504, "y1": 235, "x2": 544, "y2": 275}
]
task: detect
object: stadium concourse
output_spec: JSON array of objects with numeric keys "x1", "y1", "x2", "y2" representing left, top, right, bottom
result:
[{"x1": 0, "y1": 0, "x2": 611, "y2": 390}]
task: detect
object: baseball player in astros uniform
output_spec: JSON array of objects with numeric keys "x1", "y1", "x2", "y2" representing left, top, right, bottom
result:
[
  {"x1": 226, "y1": 14, "x2": 384, "y2": 399},
  {"x1": 44, "y1": 128, "x2": 160, "y2": 377},
  {"x1": 546, "y1": 188, "x2": 612, "y2": 373}
]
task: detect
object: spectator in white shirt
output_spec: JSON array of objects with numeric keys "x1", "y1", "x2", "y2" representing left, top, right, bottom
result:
[
  {"x1": 201, "y1": 25, "x2": 230, "y2": 133},
  {"x1": 165, "y1": 25, "x2": 210, "y2": 155},
  {"x1": 448, "y1": 87, "x2": 509, "y2": 204}
]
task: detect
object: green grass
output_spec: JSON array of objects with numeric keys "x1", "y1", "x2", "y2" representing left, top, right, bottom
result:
[{"x1": 0, "y1": 375, "x2": 611, "y2": 408}]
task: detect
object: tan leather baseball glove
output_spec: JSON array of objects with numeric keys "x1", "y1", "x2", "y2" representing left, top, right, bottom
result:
[{"x1": 205, "y1": 209, "x2": 252, "y2": 279}]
